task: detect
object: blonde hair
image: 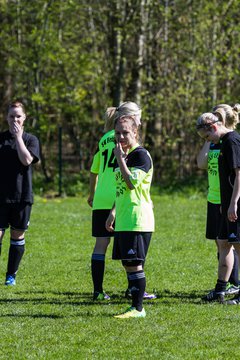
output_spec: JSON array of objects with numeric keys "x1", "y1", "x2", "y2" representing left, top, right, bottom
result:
[
  {"x1": 8, "y1": 100, "x2": 26, "y2": 114},
  {"x1": 196, "y1": 112, "x2": 219, "y2": 130},
  {"x1": 196, "y1": 103, "x2": 240, "y2": 131},
  {"x1": 104, "y1": 101, "x2": 141, "y2": 132},
  {"x1": 212, "y1": 103, "x2": 240, "y2": 129}
]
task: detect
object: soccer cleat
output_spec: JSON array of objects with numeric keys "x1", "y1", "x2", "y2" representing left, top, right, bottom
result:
[
  {"x1": 202, "y1": 289, "x2": 225, "y2": 302},
  {"x1": 225, "y1": 283, "x2": 239, "y2": 296},
  {"x1": 125, "y1": 289, "x2": 157, "y2": 300},
  {"x1": 114, "y1": 306, "x2": 146, "y2": 319},
  {"x1": 225, "y1": 294, "x2": 240, "y2": 305},
  {"x1": 5, "y1": 275, "x2": 16, "y2": 286},
  {"x1": 93, "y1": 291, "x2": 110, "y2": 301},
  {"x1": 143, "y1": 292, "x2": 157, "y2": 300}
]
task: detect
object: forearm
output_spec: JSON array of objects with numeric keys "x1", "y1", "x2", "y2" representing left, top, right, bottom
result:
[
  {"x1": 87, "y1": 172, "x2": 98, "y2": 207},
  {"x1": 197, "y1": 141, "x2": 210, "y2": 169},
  {"x1": 110, "y1": 204, "x2": 116, "y2": 216},
  {"x1": 15, "y1": 137, "x2": 33, "y2": 166},
  {"x1": 228, "y1": 169, "x2": 240, "y2": 221},
  {"x1": 117, "y1": 156, "x2": 134, "y2": 190},
  {"x1": 105, "y1": 204, "x2": 116, "y2": 232},
  {"x1": 89, "y1": 172, "x2": 98, "y2": 197},
  {"x1": 230, "y1": 170, "x2": 240, "y2": 208}
]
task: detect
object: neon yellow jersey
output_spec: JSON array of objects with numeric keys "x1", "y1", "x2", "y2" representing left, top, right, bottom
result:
[
  {"x1": 91, "y1": 130, "x2": 117, "y2": 210},
  {"x1": 115, "y1": 145, "x2": 154, "y2": 232},
  {"x1": 207, "y1": 142, "x2": 221, "y2": 204}
]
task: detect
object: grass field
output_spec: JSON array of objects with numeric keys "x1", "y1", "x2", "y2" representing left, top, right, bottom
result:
[{"x1": 0, "y1": 193, "x2": 240, "y2": 359}]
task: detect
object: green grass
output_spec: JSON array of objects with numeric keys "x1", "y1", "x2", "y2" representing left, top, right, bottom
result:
[{"x1": 0, "y1": 194, "x2": 240, "y2": 359}]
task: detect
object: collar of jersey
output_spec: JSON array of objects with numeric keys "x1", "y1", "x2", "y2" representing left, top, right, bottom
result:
[{"x1": 128, "y1": 143, "x2": 140, "y2": 155}]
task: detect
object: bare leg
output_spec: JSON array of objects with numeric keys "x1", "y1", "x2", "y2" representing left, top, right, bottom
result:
[{"x1": 217, "y1": 239, "x2": 234, "y2": 282}]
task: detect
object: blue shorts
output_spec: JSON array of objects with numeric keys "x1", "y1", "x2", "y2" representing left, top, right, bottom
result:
[{"x1": 0, "y1": 203, "x2": 32, "y2": 231}]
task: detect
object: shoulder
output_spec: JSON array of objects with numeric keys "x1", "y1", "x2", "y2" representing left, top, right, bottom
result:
[
  {"x1": 224, "y1": 131, "x2": 240, "y2": 146},
  {"x1": 23, "y1": 132, "x2": 39, "y2": 142},
  {"x1": 128, "y1": 146, "x2": 152, "y2": 171},
  {"x1": 0, "y1": 130, "x2": 10, "y2": 140},
  {"x1": 130, "y1": 146, "x2": 152, "y2": 161},
  {"x1": 99, "y1": 130, "x2": 115, "y2": 149}
]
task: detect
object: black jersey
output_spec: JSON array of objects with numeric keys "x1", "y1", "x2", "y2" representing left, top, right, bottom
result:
[
  {"x1": 0, "y1": 130, "x2": 40, "y2": 204},
  {"x1": 218, "y1": 131, "x2": 240, "y2": 214}
]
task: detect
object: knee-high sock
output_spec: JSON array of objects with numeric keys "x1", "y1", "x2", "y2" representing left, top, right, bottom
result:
[
  {"x1": 127, "y1": 270, "x2": 146, "y2": 311},
  {"x1": 127, "y1": 260, "x2": 145, "y2": 290},
  {"x1": 91, "y1": 253, "x2": 105, "y2": 293},
  {"x1": 7, "y1": 238, "x2": 25, "y2": 277}
]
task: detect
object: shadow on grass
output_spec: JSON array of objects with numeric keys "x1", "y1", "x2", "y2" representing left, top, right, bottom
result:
[
  {"x1": 0, "y1": 288, "x2": 210, "y2": 307},
  {"x1": 0, "y1": 288, "x2": 220, "y2": 319},
  {"x1": 0, "y1": 290, "x2": 131, "y2": 307},
  {"x1": 0, "y1": 314, "x2": 64, "y2": 319},
  {"x1": 156, "y1": 289, "x2": 220, "y2": 305}
]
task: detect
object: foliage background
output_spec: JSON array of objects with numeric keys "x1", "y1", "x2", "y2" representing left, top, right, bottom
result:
[{"x1": 0, "y1": 0, "x2": 240, "y2": 194}]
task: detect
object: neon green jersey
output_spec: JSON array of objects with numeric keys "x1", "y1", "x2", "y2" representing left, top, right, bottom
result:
[
  {"x1": 207, "y1": 142, "x2": 221, "y2": 204},
  {"x1": 91, "y1": 130, "x2": 117, "y2": 210},
  {"x1": 115, "y1": 145, "x2": 154, "y2": 232}
]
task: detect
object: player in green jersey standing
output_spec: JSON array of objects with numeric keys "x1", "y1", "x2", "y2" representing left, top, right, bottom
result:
[
  {"x1": 197, "y1": 104, "x2": 239, "y2": 301},
  {"x1": 196, "y1": 104, "x2": 240, "y2": 303},
  {"x1": 88, "y1": 102, "x2": 143, "y2": 300},
  {"x1": 106, "y1": 115, "x2": 154, "y2": 318}
]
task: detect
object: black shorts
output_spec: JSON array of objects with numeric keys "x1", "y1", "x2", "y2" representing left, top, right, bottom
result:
[
  {"x1": 218, "y1": 214, "x2": 240, "y2": 242},
  {"x1": 92, "y1": 209, "x2": 114, "y2": 237},
  {"x1": 112, "y1": 231, "x2": 152, "y2": 261},
  {"x1": 0, "y1": 203, "x2": 32, "y2": 231},
  {"x1": 206, "y1": 202, "x2": 221, "y2": 240}
]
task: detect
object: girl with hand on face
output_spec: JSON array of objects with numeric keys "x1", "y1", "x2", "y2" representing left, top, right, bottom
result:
[
  {"x1": 0, "y1": 101, "x2": 40, "y2": 286},
  {"x1": 197, "y1": 104, "x2": 240, "y2": 301},
  {"x1": 88, "y1": 102, "x2": 156, "y2": 301},
  {"x1": 106, "y1": 115, "x2": 154, "y2": 318},
  {"x1": 196, "y1": 105, "x2": 240, "y2": 304}
]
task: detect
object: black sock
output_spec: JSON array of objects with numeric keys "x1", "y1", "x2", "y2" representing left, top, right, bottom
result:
[
  {"x1": 7, "y1": 238, "x2": 25, "y2": 276},
  {"x1": 127, "y1": 261, "x2": 146, "y2": 290},
  {"x1": 229, "y1": 250, "x2": 239, "y2": 286},
  {"x1": 215, "y1": 279, "x2": 227, "y2": 292},
  {"x1": 127, "y1": 270, "x2": 146, "y2": 311},
  {"x1": 91, "y1": 253, "x2": 105, "y2": 293}
]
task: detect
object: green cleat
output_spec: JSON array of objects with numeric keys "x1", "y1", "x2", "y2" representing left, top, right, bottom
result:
[
  {"x1": 93, "y1": 291, "x2": 110, "y2": 301},
  {"x1": 114, "y1": 306, "x2": 146, "y2": 319}
]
